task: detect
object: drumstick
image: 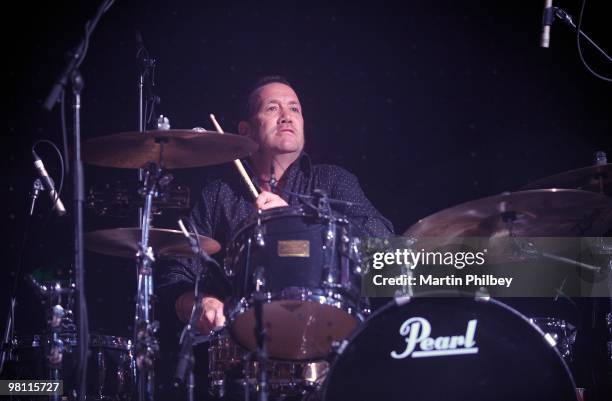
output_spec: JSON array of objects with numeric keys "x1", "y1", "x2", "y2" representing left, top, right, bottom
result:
[{"x1": 209, "y1": 113, "x2": 259, "y2": 199}]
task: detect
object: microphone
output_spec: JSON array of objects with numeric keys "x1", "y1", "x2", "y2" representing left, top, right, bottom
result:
[
  {"x1": 540, "y1": 0, "x2": 555, "y2": 48},
  {"x1": 32, "y1": 150, "x2": 66, "y2": 216},
  {"x1": 177, "y1": 219, "x2": 201, "y2": 256}
]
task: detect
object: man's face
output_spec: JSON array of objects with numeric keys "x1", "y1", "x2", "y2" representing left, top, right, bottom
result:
[{"x1": 242, "y1": 82, "x2": 305, "y2": 156}]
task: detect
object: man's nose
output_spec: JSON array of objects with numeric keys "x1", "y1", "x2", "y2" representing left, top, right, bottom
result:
[{"x1": 278, "y1": 108, "x2": 292, "y2": 124}]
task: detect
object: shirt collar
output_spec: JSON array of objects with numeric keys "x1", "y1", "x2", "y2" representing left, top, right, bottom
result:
[{"x1": 243, "y1": 152, "x2": 312, "y2": 190}]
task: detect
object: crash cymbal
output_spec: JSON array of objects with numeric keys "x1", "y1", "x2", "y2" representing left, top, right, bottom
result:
[
  {"x1": 84, "y1": 227, "x2": 221, "y2": 258},
  {"x1": 521, "y1": 164, "x2": 612, "y2": 194},
  {"x1": 404, "y1": 189, "x2": 612, "y2": 238},
  {"x1": 83, "y1": 130, "x2": 258, "y2": 169}
]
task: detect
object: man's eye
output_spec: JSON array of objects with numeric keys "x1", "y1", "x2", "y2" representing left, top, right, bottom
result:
[
  {"x1": 266, "y1": 105, "x2": 278, "y2": 111},
  {"x1": 291, "y1": 107, "x2": 300, "y2": 113}
]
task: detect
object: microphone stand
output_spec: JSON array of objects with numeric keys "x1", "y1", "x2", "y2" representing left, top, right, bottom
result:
[
  {"x1": 42, "y1": 0, "x2": 115, "y2": 112},
  {"x1": 1, "y1": 178, "x2": 47, "y2": 375},
  {"x1": 42, "y1": 2, "x2": 115, "y2": 400},
  {"x1": 71, "y1": 68, "x2": 90, "y2": 401},
  {"x1": 0, "y1": 298, "x2": 16, "y2": 376},
  {"x1": 173, "y1": 219, "x2": 219, "y2": 401},
  {"x1": 173, "y1": 292, "x2": 202, "y2": 401}
]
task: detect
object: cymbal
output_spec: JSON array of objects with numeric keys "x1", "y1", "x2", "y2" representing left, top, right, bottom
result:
[
  {"x1": 83, "y1": 130, "x2": 258, "y2": 169},
  {"x1": 404, "y1": 189, "x2": 612, "y2": 238},
  {"x1": 521, "y1": 164, "x2": 612, "y2": 194},
  {"x1": 84, "y1": 227, "x2": 221, "y2": 258}
]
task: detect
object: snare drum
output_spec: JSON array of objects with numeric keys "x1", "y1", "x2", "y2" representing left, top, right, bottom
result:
[
  {"x1": 224, "y1": 206, "x2": 366, "y2": 360},
  {"x1": 208, "y1": 330, "x2": 328, "y2": 399},
  {"x1": 322, "y1": 294, "x2": 578, "y2": 401},
  {"x1": 6, "y1": 333, "x2": 134, "y2": 400}
]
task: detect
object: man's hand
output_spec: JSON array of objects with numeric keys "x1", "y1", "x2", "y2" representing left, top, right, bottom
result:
[
  {"x1": 175, "y1": 292, "x2": 225, "y2": 333},
  {"x1": 256, "y1": 190, "x2": 288, "y2": 210}
]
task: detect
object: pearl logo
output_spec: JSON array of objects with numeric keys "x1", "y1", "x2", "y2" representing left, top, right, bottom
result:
[{"x1": 390, "y1": 317, "x2": 479, "y2": 359}]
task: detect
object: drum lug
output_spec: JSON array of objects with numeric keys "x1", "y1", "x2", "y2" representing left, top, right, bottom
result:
[
  {"x1": 331, "y1": 340, "x2": 349, "y2": 355},
  {"x1": 254, "y1": 210, "x2": 266, "y2": 247},
  {"x1": 156, "y1": 114, "x2": 171, "y2": 130},
  {"x1": 323, "y1": 220, "x2": 338, "y2": 285},
  {"x1": 223, "y1": 256, "x2": 234, "y2": 277},
  {"x1": 48, "y1": 304, "x2": 65, "y2": 329},
  {"x1": 359, "y1": 297, "x2": 372, "y2": 316},
  {"x1": 474, "y1": 287, "x2": 491, "y2": 302},
  {"x1": 254, "y1": 267, "x2": 266, "y2": 291},
  {"x1": 394, "y1": 293, "x2": 411, "y2": 306},
  {"x1": 348, "y1": 237, "x2": 363, "y2": 275}
]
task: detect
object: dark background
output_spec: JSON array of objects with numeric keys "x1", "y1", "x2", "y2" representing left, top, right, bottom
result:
[{"x1": 2, "y1": 0, "x2": 611, "y2": 399}]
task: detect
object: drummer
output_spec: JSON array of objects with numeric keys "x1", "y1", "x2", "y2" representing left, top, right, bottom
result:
[{"x1": 161, "y1": 75, "x2": 393, "y2": 332}]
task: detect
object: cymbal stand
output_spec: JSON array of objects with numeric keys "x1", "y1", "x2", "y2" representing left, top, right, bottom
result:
[{"x1": 133, "y1": 161, "x2": 172, "y2": 401}]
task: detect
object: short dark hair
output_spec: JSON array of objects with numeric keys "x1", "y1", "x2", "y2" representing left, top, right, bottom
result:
[{"x1": 243, "y1": 75, "x2": 292, "y2": 120}]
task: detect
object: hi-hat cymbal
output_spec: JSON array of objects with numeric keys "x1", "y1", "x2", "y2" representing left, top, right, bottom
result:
[
  {"x1": 83, "y1": 130, "x2": 258, "y2": 169},
  {"x1": 521, "y1": 164, "x2": 612, "y2": 194},
  {"x1": 404, "y1": 189, "x2": 612, "y2": 238},
  {"x1": 84, "y1": 227, "x2": 221, "y2": 258}
]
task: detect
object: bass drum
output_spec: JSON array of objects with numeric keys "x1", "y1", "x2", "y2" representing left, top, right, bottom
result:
[{"x1": 322, "y1": 294, "x2": 578, "y2": 401}]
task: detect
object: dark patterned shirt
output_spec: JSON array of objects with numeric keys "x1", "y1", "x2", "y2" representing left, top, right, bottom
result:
[{"x1": 159, "y1": 153, "x2": 393, "y2": 299}]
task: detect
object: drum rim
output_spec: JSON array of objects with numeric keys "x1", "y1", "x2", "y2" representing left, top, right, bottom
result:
[
  {"x1": 321, "y1": 291, "x2": 578, "y2": 400},
  {"x1": 230, "y1": 205, "x2": 309, "y2": 243},
  {"x1": 226, "y1": 286, "x2": 366, "y2": 326},
  {"x1": 229, "y1": 205, "x2": 350, "y2": 245}
]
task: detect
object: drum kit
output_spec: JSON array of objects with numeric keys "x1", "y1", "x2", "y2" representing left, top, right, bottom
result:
[{"x1": 2, "y1": 110, "x2": 610, "y2": 401}]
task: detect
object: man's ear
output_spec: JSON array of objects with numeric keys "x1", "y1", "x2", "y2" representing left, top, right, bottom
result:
[{"x1": 238, "y1": 120, "x2": 251, "y2": 137}]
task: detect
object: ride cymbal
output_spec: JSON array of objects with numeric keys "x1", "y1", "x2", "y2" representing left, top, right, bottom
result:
[{"x1": 404, "y1": 189, "x2": 612, "y2": 238}]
